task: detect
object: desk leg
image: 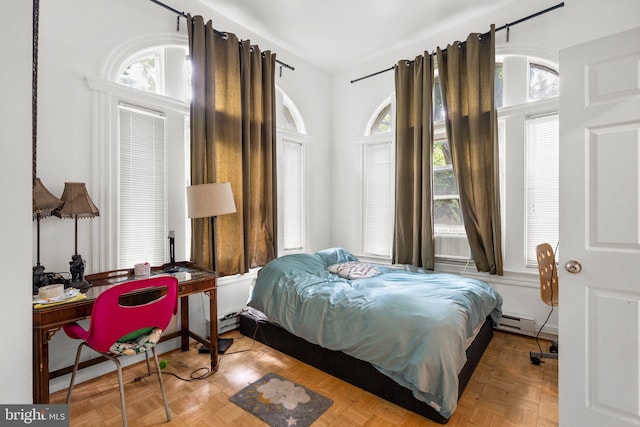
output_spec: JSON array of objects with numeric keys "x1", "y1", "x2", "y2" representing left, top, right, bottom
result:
[
  {"x1": 209, "y1": 289, "x2": 219, "y2": 371},
  {"x1": 32, "y1": 328, "x2": 49, "y2": 404},
  {"x1": 180, "y1": 296, "x2": 190, "y2": 351}
]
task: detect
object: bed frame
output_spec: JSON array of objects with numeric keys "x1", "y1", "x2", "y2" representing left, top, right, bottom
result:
[{"x1": 239, "y1": 312, "x2": 494, "y2": 424}]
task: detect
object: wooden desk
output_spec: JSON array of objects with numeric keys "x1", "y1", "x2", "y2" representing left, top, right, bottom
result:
[{"x1": 32, "y1": 262, "x2": 217, "y2": 404}]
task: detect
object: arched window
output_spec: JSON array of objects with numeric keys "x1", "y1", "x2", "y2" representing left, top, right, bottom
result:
[
  {"x1": 498, "y1": 54, "x2": 559, "y2": 268},
  {"x1": 528, "y1": 62, "x2": 559, "y2": 100},
  {"x1": 362, "y1": 99, "x2": 394, "y2": 257},
  {"x1": 369, "y1": 105, "x2": 392, "y2": 134},
  {"x1": 92, "y1": 43, "x2": 191, "y2": 269},
  {"x1": 117, "y1": 51, "x2": 161, "y2": 94},
  {"x1": 276, "y1": 87, "x2": 308, "y2": 254},
  {"x1": 359, "y1": 54, "x2": 558, "y2": 271},
  {"x1": 116, "y1": 45, "x2": 190, "y2": 101}
]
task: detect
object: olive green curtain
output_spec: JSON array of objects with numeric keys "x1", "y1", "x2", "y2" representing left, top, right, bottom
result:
[
  {"x1": 187, "y1": 15, "x2": 277, "y2": 276},
  {"x1": 436, "y1": 26, "x2": 503, "y2": 275},
  {"x1": 393, "y1": 53, "x2": 435, "y2": 269}
]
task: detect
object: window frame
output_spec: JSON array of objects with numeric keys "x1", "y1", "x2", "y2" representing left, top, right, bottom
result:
[
  {"x1": 276, "y1": 87, "x2": 309, "y2": 255},
  {"x1": 88, "y1": 42, "x2": 190, "y2": 270},
  {"x1": 358, "y1": 53, "x2": 559, "y2": 273}
]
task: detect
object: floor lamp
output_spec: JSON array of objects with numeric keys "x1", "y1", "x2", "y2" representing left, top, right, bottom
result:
[{"x1": 186, "y1": 182, "x2": 237, "y2": 354}]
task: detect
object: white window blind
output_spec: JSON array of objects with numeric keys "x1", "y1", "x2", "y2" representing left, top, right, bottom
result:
[
  {"x1": 118, "y1": 104, "x2": 167, "y2": 268},
  {"x1": 282, "y1": 139, "x2": 304, "y2": 251},
  {"x1": 363, "y1": 141, "x2": 393, "y2": 257},
  {"x1": 526, "y1": 114, "x2": 559, "y2": 266}
]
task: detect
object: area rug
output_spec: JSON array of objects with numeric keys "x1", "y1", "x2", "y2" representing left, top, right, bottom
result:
[{"x1": 229, "y1": 372, "x2": 333, "y2": 427}]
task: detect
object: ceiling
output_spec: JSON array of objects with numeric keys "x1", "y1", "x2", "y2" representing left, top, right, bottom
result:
[{"x1": 196, "y1": 0, "x2": 527, "y2": 72}]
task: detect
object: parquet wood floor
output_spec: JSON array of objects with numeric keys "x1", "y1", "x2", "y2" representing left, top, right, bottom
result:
[{"x1": 50, "y1": 329, "x2": 558, "y2": 426}]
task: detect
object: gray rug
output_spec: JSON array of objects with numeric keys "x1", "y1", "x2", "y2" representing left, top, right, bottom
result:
[{"x1": 229, "y1": 372, "x2": 333, "y2": 427}]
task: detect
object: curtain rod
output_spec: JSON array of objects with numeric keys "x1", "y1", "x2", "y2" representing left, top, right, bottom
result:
[
  {"x1": 149, "y1": 0, "x2": 295, "y2": 72},
  {"x1": 350, "y1": 2, "x2": 564, "y2": 84}
]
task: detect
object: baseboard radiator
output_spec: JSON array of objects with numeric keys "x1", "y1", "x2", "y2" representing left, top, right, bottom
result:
[
  {"x1": 496, "y1": 313, "x2": 536, "y2": 336},
  {"x1": 206, "y1": 312, "x2": 241, "y2": 336},
  {"x1": 219, "y1": 312, "x2": 539, "y2": 337}
]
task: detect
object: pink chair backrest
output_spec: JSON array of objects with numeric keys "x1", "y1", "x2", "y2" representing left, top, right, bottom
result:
[{"x1": 85, "y1": 276, "x2": 178, "y2": 353}]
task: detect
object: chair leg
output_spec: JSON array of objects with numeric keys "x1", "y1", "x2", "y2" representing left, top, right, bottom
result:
[
  {"x1": 151, "y1": 348, "x2": 172, "y2": 421},
  {"x1": 66, "y1": 342, "x2": 86, "y2": 404},
  {"x1": 102, "y1": 352, "x2": 128, "y2": 427},
  {"x1": 144, "y1": 351, "x2": 152, "y2": 376}
]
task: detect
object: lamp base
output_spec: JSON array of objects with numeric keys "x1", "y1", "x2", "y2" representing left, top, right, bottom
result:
[
  {"x1": 69, "y1": 254, "x2": 91, "y2": 293},
  {"x1": 33, "y1": 264, "x2": 49, "y2": 294},
  {"x1": 164, "y1": 264, "x2": 182, "y2": 273},
  {"x1": 199, "y1": 338, "x2": 233, "y2": 354}
]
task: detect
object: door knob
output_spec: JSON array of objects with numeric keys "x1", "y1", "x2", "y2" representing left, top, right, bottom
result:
[{"x1": 565, "y1": 260, "x2": 582, "y2": 274}]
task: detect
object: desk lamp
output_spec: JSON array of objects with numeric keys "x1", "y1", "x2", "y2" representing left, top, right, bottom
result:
[
  {"x1": 53, "y1": 182, "x2": 100, "y2": 293},
  {"x1": 186, "y1": 182, "x2": 236, "y2": 354},
  {"x1": 32, "y1": 178, "x2": 63, "y2": 293}
]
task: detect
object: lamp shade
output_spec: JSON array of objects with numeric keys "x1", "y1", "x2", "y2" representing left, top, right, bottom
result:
[
  {"x1": 186, "y1": 182, "x2": 236, "y2": 219},
  {"x1": 53, "y1": 182, "x2": 100, "y2": 219},
  {"x1": 33, "y1": 178, "x2": 63, "y2": 219}
]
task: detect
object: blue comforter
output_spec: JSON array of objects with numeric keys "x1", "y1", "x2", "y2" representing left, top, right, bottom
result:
[{"x1": 247, "y1": 248, "x2": 503, "y2": 418}]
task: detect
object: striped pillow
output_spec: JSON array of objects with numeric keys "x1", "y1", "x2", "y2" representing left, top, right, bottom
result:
[{"x1": 328, "y1": 261, "x2": 381, "y2": 279}]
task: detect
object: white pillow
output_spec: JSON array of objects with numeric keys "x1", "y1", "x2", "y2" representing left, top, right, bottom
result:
[{"x1": 328, "y1": 261, "x2": 381, "y2": 279}]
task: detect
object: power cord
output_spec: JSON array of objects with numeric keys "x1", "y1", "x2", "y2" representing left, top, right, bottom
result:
[
  {"x1": 134, "y1": 366, "x2": 215, "y2": 382},
  {"x1": 135, "y1": 311, "x2": 261, "y2": 383}
]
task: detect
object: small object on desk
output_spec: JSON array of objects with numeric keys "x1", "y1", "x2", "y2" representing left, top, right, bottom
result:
[
  {"x1": 33, "y1": 288, "x2": 85, "y2": 308},
  {"x1": 69, "y1": 254, "x2": 92, "y2": 293},
  {"x1": 38, "y1": 283, "x2": 64, "y2": 300},
  {"x1": 134, "y1": 262, "x2": 151, "y2": 276},
  {"x1": 164, "y1": 231, "x2": 181, "y2": 273}
]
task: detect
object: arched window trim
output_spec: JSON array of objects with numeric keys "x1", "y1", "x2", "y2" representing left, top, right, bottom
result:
[
  {"x1": 365, "y1": 96, "x2": 393, "y2": 136},
  {"x1": 280, "y1": 89, "x2": 306, "y2": 135},
  {"x1": 102, "y1": 34, "x2": 188, "y2": 81}
]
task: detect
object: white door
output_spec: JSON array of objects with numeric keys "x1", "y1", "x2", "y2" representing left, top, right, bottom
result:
[{"x1": 560, "y1": 26, "x2": 640, "y2": 426}]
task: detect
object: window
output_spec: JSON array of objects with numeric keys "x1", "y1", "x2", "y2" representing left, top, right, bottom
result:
[
  {"x1": 431, "y1": 64, "x2": 502, "y2": 259},
  {"x1": 117, "y1": 52, "x2": 161, "y2": 94},
  {"x1": 282, "y1": 140, "x2": 304, "y2": 251},
  {"x1": 528, "y1": 63, "x2": 559, "y2": 100},
  {"x1": 363, "y1": 141, "x2": 394, "y2": 256},
  {"x1": 360, "y1": 102, "x2": 394, "y2": 257},
  {"x1": 433, "y1": 137, "x2": 471, "y2": 259},
  {"x1": 117, "y1": 46, "x2": 190, "y2": 101},
  {"x1": 370, "y1": 105, "x2": 392, "y2": 134},
  {"x1": 118, "y1": 104, "x2": 167, "y2": 267},
  {"x1": 88, "y1": 42, "x2": 190, "y2": 269},
  {"x1": 359, "y1": 54, "x2": 559, "y2": 272},
  {"x1": 498, "y1": 54, "x2": 559, "y2": 271},
  {"x1": 526, "y1": 114, "x2": 559, "y2": 266},
  {"x1": 277, "y1": 88, "x2": 308, "y2": 254}
]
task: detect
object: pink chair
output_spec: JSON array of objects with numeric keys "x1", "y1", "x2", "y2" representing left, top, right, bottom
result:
[{"x1": 63, "y1": 276, "x2": 178, "y2": 426}]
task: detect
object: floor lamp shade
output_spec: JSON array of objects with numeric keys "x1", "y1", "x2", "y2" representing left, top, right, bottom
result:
[{"x1": 186, "y1": 182, "x2": 236, "y2": 219}]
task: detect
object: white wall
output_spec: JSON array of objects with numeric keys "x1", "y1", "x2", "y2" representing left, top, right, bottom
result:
[
  {"x1": 330, "y1": 0, "x2": 640, "y2": 335},
  {"x1": 0, "y1": 2, "x2": 33, "y2": 404}
]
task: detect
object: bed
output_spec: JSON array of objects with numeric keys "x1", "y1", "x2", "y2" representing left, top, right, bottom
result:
[{"x1": 239, "y1": 248, "x2": 503, "y2": 423}]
